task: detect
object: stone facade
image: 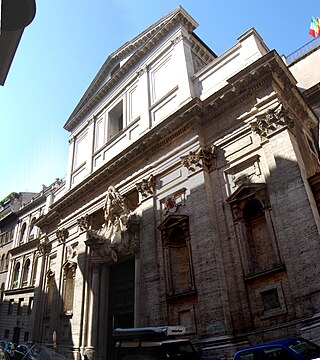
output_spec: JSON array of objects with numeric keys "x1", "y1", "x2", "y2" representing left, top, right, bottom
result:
[
  {"x1": 0, "y1": 184, "x2": 63, "y2": 344},
  {"x1": 1, "y1": 6, "x2": 320, "y2": 360}
]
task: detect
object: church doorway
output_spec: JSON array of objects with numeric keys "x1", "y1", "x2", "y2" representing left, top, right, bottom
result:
[
  {"x1": 13, "y1": 327, "x2": 20, "y2": 344},
  {"x1": 107, "y1": 258, "x2": 135, "y2": 358}
]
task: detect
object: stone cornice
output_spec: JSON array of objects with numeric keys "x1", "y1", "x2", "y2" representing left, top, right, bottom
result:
[
  {"x1": 303, "y1": 82, "x2": 320, "y2": 109},
  {"x1": 201, "y1": 51, "x2": 318, "y2": 129},
  {"x1": 64, "y1": 8, "x2": 198, "y2": 132},
  {"x1": 38, "y1": 51, "x2": 318, "y2": 228},
  {"x1": 9, "y1": 237, "x2": 40, "y2": 255}
]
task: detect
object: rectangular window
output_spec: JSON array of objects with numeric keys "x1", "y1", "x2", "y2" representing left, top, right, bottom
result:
[
  {"x1": 24, "y1": 332, "x2": 29, "y2": 342},
  {"x1": 238, "y1": 350, "x2": 259, "y2": 360},
  {"x1": 261, "y1": 289, "x2": 280, "y2": 311},
  {"x1": 73, "y1": 131, "x2": 88, "y2": 170},
  {"x1": 108, "y1": 100, "x2": 123, "y2": 139},
  {"x1": 4, "y1": 330, "x2": 9, "y2": 339},
  {"x1": 17, "y1": 298, "x2": 24, "y2": 315},
  {"x1": 8, "y1": 299, "x2": 14, "y2": 315}
]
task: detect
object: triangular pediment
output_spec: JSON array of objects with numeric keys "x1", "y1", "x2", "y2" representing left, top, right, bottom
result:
[
  {"x1": 64, "y1": 6, "x2": 198, "y2": 131},
  {"x1": 158, "y1": 214, "x2": 189, "y2": 230},
  {"x1": 226, "y1": 183, "x2": 266, "y2": 204}
]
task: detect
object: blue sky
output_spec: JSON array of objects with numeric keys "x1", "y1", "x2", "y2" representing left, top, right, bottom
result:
[{"x1": 0, "y1": 0, "x2": 318, "y2": 201}]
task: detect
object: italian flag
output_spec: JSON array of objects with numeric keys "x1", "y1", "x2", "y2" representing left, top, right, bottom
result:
[{"x1": 309, "y1": 16, "x2": 319, "y2": 38}]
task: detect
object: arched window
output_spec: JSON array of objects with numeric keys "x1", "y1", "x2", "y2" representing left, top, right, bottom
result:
[
  {"x1": 12, "y1": 263, "x2": 21, "y2": 289},
  {"x1": 168, "y1": 227, "x2": 192, "y2": 295},
  {"x1": 29, "y1": 218, "x2": 37, "y2": 240},
  {"x1": 19, "y1": 223, "x2": 27, "y2": 243},
  {"x1": 243, "y1": 199, "x2": 276, "y2": 273},
  {"x1": 0, "y1": 282, "x2": 5, "y2": 302},
  {"x1": 31, "y1": 256, "x2": 39, "y2": 285},
  {"x1": 158, "y1": 215, "x2": 195, "y2": 297},
  {"x1": 0, "y1": 254, "x2": 4, "y2": 271},
  {"x1": 62, "y1": 261, "x2": 77, "y2": 314},
  {"x1": 22, "y1": 259, "x2": 31, "y2": 287},
  {"x1": 5, "y1": 253, "x2": 9, "y2": 270}
]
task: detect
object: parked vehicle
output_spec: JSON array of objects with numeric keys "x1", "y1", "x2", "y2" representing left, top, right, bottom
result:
[
  {"x1": 13, "y1": 344, "x2": 41, "y2": 360},
  {"x1": 0, "y1": 341, "x2": 16, "y2": 360},
  {"x1": 0, "y1": 348, "x2": 8, "y2": 360},
  {"x1": 233, "y1": 337, "x2": 320, "y2": 360},
  {"x1": 113, "y1": 326, "x2": 200, "y2": 360}
]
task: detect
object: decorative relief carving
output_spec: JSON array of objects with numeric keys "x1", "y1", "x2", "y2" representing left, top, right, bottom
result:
[
  {"x1": 81, "y1": 186, "x2": 141, "y2": 261},
  {"x1": 251, "y1": 103, "x2": 294, "y2": 138},
  {"x1": 136, "y1": 175, "x2": 156, "y2": 198},
  {"x1": 136, "y1": 65, "x2": 148, "y2": 77},
  {"x1": 181, "y1": 145, "x2": 217, "y2": 172},
  {"x1": 160, "y1": 188, "x2": 187, "y2": 216},
  {"x1": 46, "y1": 269, "x2": 54, "y2": 284},
  {"x1": 56, "y1": 228, "x2": 69, "y2": 243},
  {"x1": 77, "y1": 215, "x2": 92, "y2": 232},
  {"x1": 99, "y1": 186, "x2": 131, "y2": 243},
  {"x1": 62, "y1": 260, "x2": 77, "y2": 277},
  {"x1": 66, "y1": 242, "x2": 78, "y2": 260},
  {"x1": 85, "y1": 214, "x2": 141, "y2": 261}
]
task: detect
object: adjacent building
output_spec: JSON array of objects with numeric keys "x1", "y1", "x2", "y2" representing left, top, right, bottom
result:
[
  {"x1": 0, "y1": 184, "x2": 62, "y2": 344},
  {"x1": 1, "y1": 6, "x2": 320, "y2": 360}
]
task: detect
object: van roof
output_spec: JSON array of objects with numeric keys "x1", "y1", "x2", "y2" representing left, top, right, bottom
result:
[
  {"x1": 113, "y1": 326, "x2": 186, "y2": 340},
  {"x1": 235, "y1": 337, "x2": 307, "y2": 353}
]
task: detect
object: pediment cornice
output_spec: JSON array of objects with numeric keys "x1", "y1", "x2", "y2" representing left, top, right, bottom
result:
[{"x1": 64, "y1": 7, "x2": 198, "y2": 132}]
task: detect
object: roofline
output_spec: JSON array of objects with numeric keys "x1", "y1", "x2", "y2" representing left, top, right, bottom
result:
[{"x1": 63, "y1": 6, "x2": 198, "y2": 132}]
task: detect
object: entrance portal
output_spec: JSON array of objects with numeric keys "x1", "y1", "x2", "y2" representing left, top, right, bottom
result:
[
  {"x1": 107, "y1": 259, "x2": 135, "y2": 358},
  {"x1": 13, "y1": 326, "x2": 20, "y2": 344}
]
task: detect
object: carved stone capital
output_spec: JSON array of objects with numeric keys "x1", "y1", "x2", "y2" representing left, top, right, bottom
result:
[
  {"x1": 136, "y1": 65, "x2": 148, "y2": 77},
  {"x1": 77, "y1": 215, "x2": 91, "y2": 232},
  {"x1": 251, "y1": 103, "x2": 294, "y2": 138},
  {"x1": 56, "y1": 228, "x2": 69, "y2": 243},
  {"x1": 136, "y1": 175, "x2": 156, "y2": 198},
  {"x1": 181, "y1": 145, "x2": 217, "y2": 172},
  {"x1": 38, "y1": 236, "x2": 51, "y2": 255}
]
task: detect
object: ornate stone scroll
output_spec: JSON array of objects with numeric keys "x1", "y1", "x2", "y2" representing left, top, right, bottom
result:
[
  {"x1": 80, "y1": 187, "x2": 141, "y2": 260},
  {"x1": 81, "y1": 186, "x2": 131, "y2": 246},
  {"x1": 136, "y1": 175, "x2": 156, "y2": 198},
  {"x1": 251, "y1": 103, "x2": 294, "y2": 138},
  {"x1": 181, "y1": 145, "x2": 217, "y2": 172}
]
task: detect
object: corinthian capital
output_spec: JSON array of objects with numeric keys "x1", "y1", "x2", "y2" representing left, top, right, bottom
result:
[
  {"x1": 181, "y1": 145, "x2": 217, "y2": 172},
  {"x1": 136, "y1": 175, "x2": 156, "y2": 198},
  {"x1": 251, "y1": 103, "x2": 294, "y2": 138}
]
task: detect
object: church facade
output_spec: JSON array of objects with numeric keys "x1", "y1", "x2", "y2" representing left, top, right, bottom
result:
[{"x1": 2, "y1": 7, "x2": 320, "y2": 360}]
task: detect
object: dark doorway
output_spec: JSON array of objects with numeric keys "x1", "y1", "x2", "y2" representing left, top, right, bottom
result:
[
  {"x1": 13, "y1": 326, "x2": 20, "y2": 343},
  {"x1": 107, "y1": 258, "x2": 135, "y2": 359}
]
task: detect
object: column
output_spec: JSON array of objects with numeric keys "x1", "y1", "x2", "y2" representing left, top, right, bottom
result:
[
  {"x1": 86, "y1": 263, "x2": 100, "y2": 359},
  {"x1": 134, "y1": 257, "x2": 141, "y2": 327}
]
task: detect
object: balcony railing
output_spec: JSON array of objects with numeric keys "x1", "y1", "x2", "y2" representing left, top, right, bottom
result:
[{"x1": 286, "y1": 36, "x2": 320, "y2": 64}]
